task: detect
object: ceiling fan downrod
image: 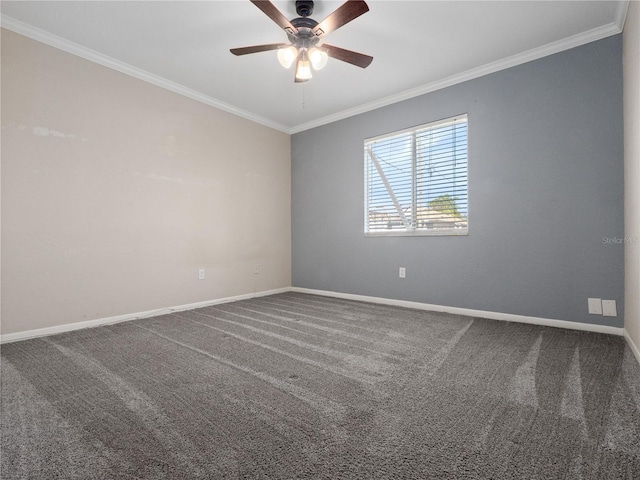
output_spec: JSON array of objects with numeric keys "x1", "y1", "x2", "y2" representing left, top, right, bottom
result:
[{"x1": 295, "y1": 0, "x2": 314, "y2": 18}]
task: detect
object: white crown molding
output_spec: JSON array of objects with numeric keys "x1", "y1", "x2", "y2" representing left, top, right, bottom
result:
[
  {"x1": 615, "y1": 0, "x2": 630, "y2": 30},
  {"x1": 0, "y1": 287, "x2": 291, "y2": 344},
  {"x1": 1, "y1": 5, "x2": 628, "y2": 136},
  {"x1": 0, "y1": 15, "x2": 290, "y2": 134},
  {"x1": 291, "y1": 287, "x2": 625, "y2": 337},
  {"x1": 290, "y1": 20, "x2": 624, "y2": 134}
]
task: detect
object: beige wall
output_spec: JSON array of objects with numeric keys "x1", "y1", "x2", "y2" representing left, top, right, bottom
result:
[
  {"x1": 624, "y1": 1, "x2": 640, "y2": 353},
  {"x1": 1, "y1": 29, "x2": 291, "y2": 336}
]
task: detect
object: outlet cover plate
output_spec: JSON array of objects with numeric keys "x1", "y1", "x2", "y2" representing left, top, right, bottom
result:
[
  {"x1": 588, "y1": 298, "x2": 602, "y2": 315},
  {"x1": 602, "y1": 300, "x2": 617, "y2": 317}
]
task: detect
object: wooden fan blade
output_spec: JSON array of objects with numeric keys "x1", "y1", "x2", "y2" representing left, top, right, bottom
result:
[
  {"x1": 250, "y1": 0, "x2": 298, "y2": 34},
  {"x1": 312, "y1": 0, "x2": 369, "y2": 38},
  {"x1": 323, "y1": 43, "x2": 373, "y2": 68},
  {"x1": 230, "y1": 43, "x2": 286, "y2": 56}
]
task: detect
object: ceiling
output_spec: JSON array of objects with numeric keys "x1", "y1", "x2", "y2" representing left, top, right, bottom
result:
[{"x1": 1, "y1": 1, "x2": 628, "y2": 133}]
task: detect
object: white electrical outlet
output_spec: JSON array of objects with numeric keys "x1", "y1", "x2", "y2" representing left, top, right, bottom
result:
[
  {"x1": 399, "y1": 267, "x2": 406, "y2": 278},
  {"x1": 253, "y1": 264, "x2": 260, "y2": 275},
  {"x1": 588, "y1": 298, "x2": 602, "y2": 315},
  {"x1": 602, "y1": 300, "x2": 617, "y2": 317},
  {"x1": 198, "y1": 268, "x2": 205, "y2": 280}
]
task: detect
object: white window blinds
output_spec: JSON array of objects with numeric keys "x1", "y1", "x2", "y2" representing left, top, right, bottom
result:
[{"x1": 365, "y1": 115, "x2": 468, "y2": 236}]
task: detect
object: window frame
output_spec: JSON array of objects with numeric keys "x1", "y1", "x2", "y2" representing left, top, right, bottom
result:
[{"x1": 364, "y1": 114, "x2": 469, "y2": 237}]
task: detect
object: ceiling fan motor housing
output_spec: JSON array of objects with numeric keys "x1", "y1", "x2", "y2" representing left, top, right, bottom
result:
[{"x1": 288, "y1": 16, "x2": 320, "y2": 47}]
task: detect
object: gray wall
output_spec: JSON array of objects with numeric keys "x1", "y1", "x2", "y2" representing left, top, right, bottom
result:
[{"x1": 291, "y1": 35, "x2": 624, "y2": 327}]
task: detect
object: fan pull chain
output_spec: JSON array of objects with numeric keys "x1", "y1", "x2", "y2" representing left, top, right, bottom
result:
[{"x1": 302, "y1": 84, "x2": 306, "y2": 110}]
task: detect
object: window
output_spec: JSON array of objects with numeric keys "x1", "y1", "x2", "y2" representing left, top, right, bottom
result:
[{"x1": 364, "y1": 114, "x2": 468, "y2": 236}]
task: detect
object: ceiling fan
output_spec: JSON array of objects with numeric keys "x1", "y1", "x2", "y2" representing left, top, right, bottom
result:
[{"x1": 230, "y1": 0, "x2": 373, "y2": 83}]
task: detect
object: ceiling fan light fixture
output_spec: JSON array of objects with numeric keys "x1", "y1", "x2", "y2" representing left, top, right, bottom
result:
[
  {"x1": 277, "y1": 45, "x2": 298, "y2": 68},
  {"x1": 230, "y1": 0, "x2": 373, "y2": 83},
  {"x1": 308, "y1": 47, "x2": 328, "y2": 70},
  {"x1": 295, "y1": 50, "x2": 313, "y2": 81}
]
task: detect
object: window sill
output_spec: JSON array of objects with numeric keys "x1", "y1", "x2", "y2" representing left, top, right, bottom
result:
[{"x1": 365, "y1": 229, "x2": 468, "y2": 237}]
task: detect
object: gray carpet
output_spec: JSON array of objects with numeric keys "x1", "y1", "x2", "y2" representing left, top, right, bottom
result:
[{"x1": 2, "y1": 292, "x2": 640, "y2": 479}]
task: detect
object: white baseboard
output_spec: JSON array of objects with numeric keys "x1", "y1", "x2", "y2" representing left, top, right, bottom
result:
[
  {"x1": 3, "y1": 286, "x2": 635, "y2": 367},
  {"x1": 624, "y1": 330, "x2": 640, "y2": 365},
  {"x1": 291, "y1": 287, "x2": 625, "y2": 337},
  {"x1": 0, "y1": 287, "x2": 291, "y2": 344}
]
